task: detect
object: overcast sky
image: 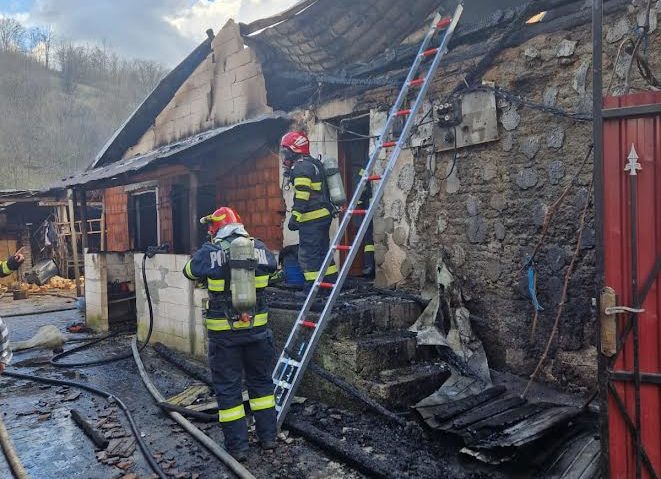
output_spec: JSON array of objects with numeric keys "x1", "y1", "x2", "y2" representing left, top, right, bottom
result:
[{"x1": 0, "y1": 0, "x2": 300, "y2": 65}]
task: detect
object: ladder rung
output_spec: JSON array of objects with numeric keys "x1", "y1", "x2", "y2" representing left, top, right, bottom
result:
[
  {"x1": 367, "y1": 175, "x2": 382, "y2": 181},
  {"x1": 276, "y1": 380, "x2": 292, "y2": 390},
  {"x1": 382, "y1": 141, "x2": 397, "y2": 148},
  {"x1": 421, "y1": 48, "x2": 438, "y2": 57},
  {"x1": 395, "y1": 109, "x2": 411, "y2": 117},
  {"x1": 336, "y1": 245, "x2": 352, "y2": 251},
  {"x1": 437, "y1": 17, "x2": 452, "y2": 29},
  {"x1": 409, "y1": 78, "x2": 425, "y2": 87},
  {"x1": 319, "y1": 282, "x2": 335, "y2": 289},
  {"x1": 280, "y1": 357, "x2": 301, "y2": 368},
  {"x1": 300, "y1": 320, "x2": 317, "y2": 329},
  {"x1": 347, "y1": 209, "x2": 368, "y2": 215}
]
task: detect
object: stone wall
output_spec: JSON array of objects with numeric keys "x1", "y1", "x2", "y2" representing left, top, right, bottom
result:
[
  {"x1": 124, "y1": 19, "x2": 272, "y2": 158},
  {"x1": 135, "y1": 253, "x2": 208, "y2": 358},
  {"x1": 309, "y1": 4, "x2": 661, "y2": 390}
]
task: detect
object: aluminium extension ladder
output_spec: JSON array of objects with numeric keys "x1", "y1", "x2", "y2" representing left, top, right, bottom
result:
[{"x1": 272, "y1": 3, "x2": 464, "y2": 427}]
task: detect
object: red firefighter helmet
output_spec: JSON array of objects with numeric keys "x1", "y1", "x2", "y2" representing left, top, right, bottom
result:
[
  {"x1": 280, "y1": 131, "x2": 310, "y2": 155},
  {"x1": 200, "y1": 207, "x2": 242, "y2": 236}
]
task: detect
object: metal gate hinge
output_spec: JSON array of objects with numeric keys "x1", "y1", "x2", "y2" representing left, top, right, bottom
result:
[{"x1": 605, "y1": 306, "x2": 645, "y2": 315}]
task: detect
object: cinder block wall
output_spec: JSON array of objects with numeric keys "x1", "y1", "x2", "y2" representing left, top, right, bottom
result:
[
  {"x1": 85, "y1": 252, "x2": 134, "y2": 331},
  {"x1": 135, "y1": 253, "x2": 208, "y2": 358},
  {"x1": 123, "y1": 18, "x2": 272, "y2": 158},
  {"x1": 85, "y1": 253, "x2": 108, "y2": 331}
]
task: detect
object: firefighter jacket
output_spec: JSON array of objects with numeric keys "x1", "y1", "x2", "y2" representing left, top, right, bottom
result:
[
  {"x1": 0, "y1": 256, "x2": 20, "y2": 278},
  {"x1": 182, "y1": 235, "x2": 277, "y2": 332},
  {"x1": 289, "y1": 155, "x2": 332, "y2": 228}
]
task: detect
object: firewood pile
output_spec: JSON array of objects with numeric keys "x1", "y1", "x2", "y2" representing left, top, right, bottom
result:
[{"x1": 0, "y1": 276, "x2": 84, "y2": 296}]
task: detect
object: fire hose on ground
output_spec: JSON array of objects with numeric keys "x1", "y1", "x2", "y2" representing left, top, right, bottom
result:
[
  {"x1": 2, "y1": 249, "x2": 169, "y2": 478},
  {"x1": 3, "y1": 369, "x2": 167, "y2": 479},
  {"x1": 0, "y1": 413, "x2": 29, "y2": 479},
  {"x1": 130, "y1": 338, "x2": 255, "y2": 479}
]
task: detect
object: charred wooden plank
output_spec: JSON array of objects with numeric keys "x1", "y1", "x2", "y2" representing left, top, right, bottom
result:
[
  {"x1": 285, "y1": 417, "x2": 397, "y2": 479},
  {"x1": 70, "y1": 409, "x2": 109, "y2": 450},
  {"x1": 543, "y1": 432, "x2": 601, "y2": 479},
  {"x1": 449, "y1": 396, "x2": 527, "y2": 431},
  {"x1": 430, "y1": 386, "x2": 507, "y2": 424},
  {"x1": 465, "y1": 403, "x2": 553, "y2": 442},
  {"x1": 475, "y1": 406, "x2": 581, "y2": 449}
]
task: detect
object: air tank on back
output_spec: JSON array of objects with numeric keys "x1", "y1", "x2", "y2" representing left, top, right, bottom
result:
[
  {"x1": 322, "y1": 156, "x2": 347, "y2": 205},
  {"x1": 229, "y1": 236, "x2": 257, "y2": 313}
]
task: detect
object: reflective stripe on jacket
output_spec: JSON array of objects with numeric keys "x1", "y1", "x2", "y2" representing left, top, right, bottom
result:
[
  {"x1": 290, "y1": 156, "x2": 331, "y2": 223},
  {"x1": 183, "y1": 236, "x2": 277, "y2": 331}
]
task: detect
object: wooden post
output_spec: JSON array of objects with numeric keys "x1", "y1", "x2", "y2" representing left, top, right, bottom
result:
[
  {"x1": 67, "y1": 189, "x2": 81, "y2": 297},
  {"x1": 100, "y1": 195, "x2": 106, "y2": 251},
  {"x1": 189, "y1": 171, "x2": 199, "y2": 252},
  {"x1": 79, "y1": 189, "x2": 89, "y2": 253}
]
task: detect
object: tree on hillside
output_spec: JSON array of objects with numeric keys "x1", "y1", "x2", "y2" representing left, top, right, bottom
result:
[
  {"x1": 28, "y1": 26, "x2": 54, "y2": 69},
  {"x1": 0, "y1": 18, "x2": 25, "y2": 52},
  {"x1": 0, "y1": 18, "x2": 168, "y2": 190}
]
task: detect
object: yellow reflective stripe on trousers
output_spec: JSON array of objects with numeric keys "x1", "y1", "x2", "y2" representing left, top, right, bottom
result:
[
  {"x1": 303, "y1": 264, "x2": 338, "y2": 281},
  {"x1": 255, "y1": 275, "x2": 269, "y2": 289},
  {"x1": 310, "y1": 182, "x2": 322, "y2": 191},
  {"x1": 249, "y1": 394, "x2": 275, "y2": 411},
  {"x1": 364, "y1": 244, "x2": 375, "y2": 253},
  {"x1": 295, "y1": 190, "x2": 310, "y2": 201},
  {"x1": 218, "y1": 404, "x2": 245, "y2": 423},
  {"x1": 184, "y1": 261, "x2": 197, "y2": 280},
  {"x1": 208, "y1": 278, "x2": 225, "y2": 292},
  {"x1": 292, "y1": 208, "x2": 331, "y2": 222},
  {"x1": 205, "y1": 312, "x2": 268, "y2": 331},
  {"x1": 294, "y1": 177, "x2": 312, "y2": 187},
  {"x1": 1, "y1": 262, "x2": 11, "y2": 276}
]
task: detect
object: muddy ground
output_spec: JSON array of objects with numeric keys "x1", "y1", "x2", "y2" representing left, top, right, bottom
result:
[{"x1": 0, "y1": 299, "x2": 587, "y2": 478}]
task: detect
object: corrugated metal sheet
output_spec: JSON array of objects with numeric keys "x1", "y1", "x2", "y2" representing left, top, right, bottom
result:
[{"x1": 603, "y1": 92, "x2": 661, "y2": 479}]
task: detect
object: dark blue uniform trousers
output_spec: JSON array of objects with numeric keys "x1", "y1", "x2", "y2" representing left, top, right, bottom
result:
[
  {"x1": 208, "y1": 327, "x2": 277, "y2": 453},
  {"x1": 298, "y1": 218, "x2": 337, "y2": 287}
]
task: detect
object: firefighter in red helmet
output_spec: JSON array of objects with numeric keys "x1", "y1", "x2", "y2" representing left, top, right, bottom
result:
[
  {"x1": 184, "y1": 207, "x2": 278, "y2": 461},
  {"x1": 280, "y1": 131, "x2": 337, "y2": 289}
]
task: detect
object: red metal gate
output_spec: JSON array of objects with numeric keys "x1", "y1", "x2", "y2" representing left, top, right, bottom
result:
[{"x1": 602, "y1": 92, "x2": 661, "y2": 479}]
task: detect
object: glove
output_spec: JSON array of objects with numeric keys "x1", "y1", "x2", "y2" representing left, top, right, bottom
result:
[
  {"x1": 6, "y1": 254, "x2": 23, "y2": 271},
  {"x1": 287, "y1": 215, "x2": 299, "y2": 232}
]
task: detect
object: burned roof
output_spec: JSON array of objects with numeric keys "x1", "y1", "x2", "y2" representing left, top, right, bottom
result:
[
  {"x1": 84, "y1": 0, "x2": 538, "y2": 175},
  {"x1": 50, "y1": 113, "x2": 290, "y2": 191},
  {"x1": 243, "y1": 0, "x2": 453, "y2": 74}
]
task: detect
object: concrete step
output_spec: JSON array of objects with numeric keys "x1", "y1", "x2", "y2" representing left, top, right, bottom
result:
[
  {"x1": 269, "y1": 296, "x2": 423, "y2": 345},
  {"x1": 317, "y1": 330, "x2": 425, "y2": 379},
  {"x1": 299, "y1": 360, "x2": 450, "y2": 411},
  {"x1": 361, "y1": 362, "x2": 451, "y2": 409}
]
